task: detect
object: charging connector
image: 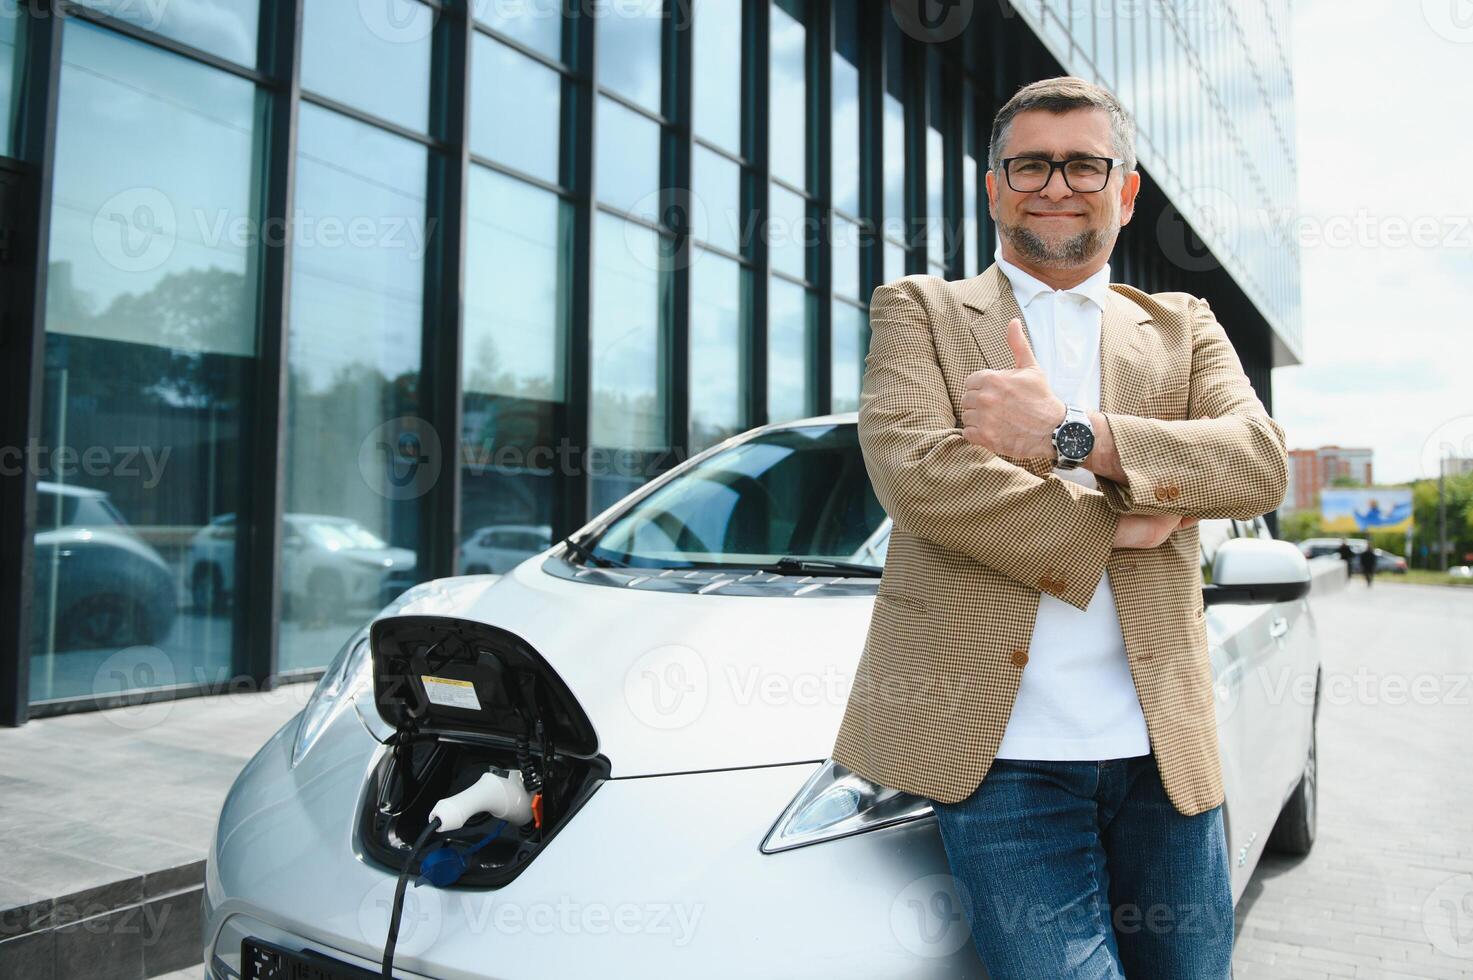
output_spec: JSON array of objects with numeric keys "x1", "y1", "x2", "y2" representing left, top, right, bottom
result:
[{"x1": 428, "y1": 768, "x2": 535, "y2": 831}]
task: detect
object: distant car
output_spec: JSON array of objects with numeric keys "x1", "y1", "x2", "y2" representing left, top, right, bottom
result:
[
  {"x1": 458, "y1": 523, "x2": 553, "y2": 574},
  {"x1": 1372, "y1": 548, "x2": 1407, "y2": 574},
  {"x1": 187, "y1": 513, "x2": 417, "y2": 620},
  {"x1": 32, "y1": 482, "x2": 177, "y2": 650},
  {"x1": 1448, "y1": 565, "x2": 1473, "y2": 579},
  {"x1": 1297, "y1": 536, "x2": 1367, "y2": 559}
]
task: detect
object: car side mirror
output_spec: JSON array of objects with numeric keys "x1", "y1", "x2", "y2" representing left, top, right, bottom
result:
[{"x1": 1203, "y1": 537, "x2": 1311, "y2": 606}]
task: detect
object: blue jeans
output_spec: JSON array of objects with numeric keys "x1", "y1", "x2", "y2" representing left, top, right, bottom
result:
[{"x1": 929, "y1": 751, "x2": 1234, "y2": 978}]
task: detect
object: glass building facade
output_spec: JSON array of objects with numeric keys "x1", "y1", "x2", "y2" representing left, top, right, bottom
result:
[{"x1": 0, "y1": 0, "x2": 1298, "y2": 723}]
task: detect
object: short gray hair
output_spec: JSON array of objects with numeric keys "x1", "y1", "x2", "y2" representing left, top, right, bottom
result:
[{"x1": 988, "y1": 75, "x2": 1137, "y2": 177}]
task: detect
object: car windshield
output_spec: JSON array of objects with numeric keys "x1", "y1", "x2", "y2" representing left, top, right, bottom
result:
[{"x1": 587, "y1": 423, "x2": 889, "y2": 571}]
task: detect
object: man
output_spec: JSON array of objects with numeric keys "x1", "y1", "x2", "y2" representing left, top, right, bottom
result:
[
  {"x1": 1358, "y1": 544, "x2": 1378, "y2": 586},
  {"x1": 1337, "y1": 539, "x2": 1356, "y2": 580},
  {"x1": 830, "y1": 76, "x2": 1288, "y2": 979}
]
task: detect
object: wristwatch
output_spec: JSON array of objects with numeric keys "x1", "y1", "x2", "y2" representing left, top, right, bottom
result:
[{"x1": 1051, "y1": 404, "x2": 1095, "y2": 470}]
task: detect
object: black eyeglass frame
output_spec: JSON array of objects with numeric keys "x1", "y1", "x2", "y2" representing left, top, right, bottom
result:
[{"x1": 998, "y1": 155, "x2": 1126, "y2": 193}]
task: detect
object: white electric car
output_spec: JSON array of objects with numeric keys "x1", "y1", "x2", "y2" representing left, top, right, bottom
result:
[{"x1": 204, "y1": 414, "x2": 1326, "y2": 979}]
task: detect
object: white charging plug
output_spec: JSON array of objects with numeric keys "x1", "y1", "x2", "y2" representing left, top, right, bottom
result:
[{"x1": 428, "y1": 768, "x2": 535, "y2": 832}]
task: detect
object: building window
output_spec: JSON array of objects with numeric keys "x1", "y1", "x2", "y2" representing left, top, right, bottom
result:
[
  {"x1": 32, "y1": 21, "x2": 258, "y2": 701},
  {"x1": 471, "y1": 32, "x2": 564, "y2": 184},
  {"x1": 300, "y1": 0, "x2": 433, "y2": 134},
  {"x1": 590, "y1": 211, "x2": 666, "y2": 513},
  {"x1": 279, "y1": 103, "x2": 427, "y2": 672},
  {"x1": 460, "y1": 166, "x2": 571, "y2": 575},
  {"x1": 689, "y1": 250, "x2": 746, "y2": 451},
  {"x1": 73, "y1": 0, "x2": 259, "y2": 66}
]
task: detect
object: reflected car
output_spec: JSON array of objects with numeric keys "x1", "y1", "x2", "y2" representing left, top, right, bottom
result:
[
  {"x1": 1371, "y1": 548, "x2": 1407, "y2": 574},
  {"x1": 187, "y1": 513, "x2": 417, "y2": 620},
  {"x1": 204, "y1": 415, "x2": 1321, "y2": 979},
  {"x1": 458, "y1": 523, "x2": 553, "y2": 574},
  {"x1": 32, "y1": 481, "x2": 177, "y2": 651}
]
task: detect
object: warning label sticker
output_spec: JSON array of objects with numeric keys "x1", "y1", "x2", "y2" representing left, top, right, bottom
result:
[{"x1": 421, "y1": 675, "x2": 480, "y2": 711}]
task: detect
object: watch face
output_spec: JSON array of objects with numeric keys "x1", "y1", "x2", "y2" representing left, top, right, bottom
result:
[{"x1": 1056, "y1": 420, "x2": 1094, "y2": 459}]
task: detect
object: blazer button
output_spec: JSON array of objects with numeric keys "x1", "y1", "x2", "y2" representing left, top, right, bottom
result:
[
  {"x1": 1165, "y1": 485, "x2": 1181, "y2": 500},
  {"x1": 1011, "y1": 650, "x2": 1029, "y2": 667},
  {"x1": 1153, "y1": 486, "x2": 1167, "y2": 501}
]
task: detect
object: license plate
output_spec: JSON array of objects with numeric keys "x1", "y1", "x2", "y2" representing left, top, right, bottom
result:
[{"x1": 242, "y1": 938, "x2": 380, "y2": 980}]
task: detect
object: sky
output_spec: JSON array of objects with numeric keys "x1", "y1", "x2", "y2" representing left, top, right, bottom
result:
[{"x1": 1272, "y1": 0, "x2": 1473, "y2": 485}]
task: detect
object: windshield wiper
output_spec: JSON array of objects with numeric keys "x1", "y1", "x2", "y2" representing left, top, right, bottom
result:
[
  {"x1": 560, "y1": 534, "x2": 628, "y2": 569},
  {"x1": 767, "y1": 556, "x2": 882, "y2": 578}
]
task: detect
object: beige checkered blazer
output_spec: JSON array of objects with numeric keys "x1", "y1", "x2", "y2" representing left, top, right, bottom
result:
[{"x1": 830, "y1": 262, "x2": 1289, "y2": 817}]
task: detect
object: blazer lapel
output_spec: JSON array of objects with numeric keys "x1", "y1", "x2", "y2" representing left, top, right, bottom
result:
[{"x1": 954, "y1": 262, "x2": 1155, "y2": 475}]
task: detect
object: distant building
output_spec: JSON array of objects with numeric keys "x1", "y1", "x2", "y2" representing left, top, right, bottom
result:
[
  {"x1": 1286, "y1": 446, "x2": 1374, "y2": 512},
  {"x1": 1442, "y1": 457, "x2": 1473, "y2": 478}
]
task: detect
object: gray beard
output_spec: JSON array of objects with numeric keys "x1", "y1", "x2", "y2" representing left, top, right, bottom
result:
[{"x1": 999, "y1": 218, "x2": 1109, "y2": 268}]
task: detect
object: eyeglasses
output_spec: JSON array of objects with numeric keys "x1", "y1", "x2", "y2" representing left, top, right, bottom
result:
[{"x1": 1000, "y1": 156, "x2": 1124, "y2": 193}]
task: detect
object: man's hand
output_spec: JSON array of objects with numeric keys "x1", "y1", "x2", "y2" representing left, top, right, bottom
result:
[
  {"x1": 960, "y1": 318, "x2": 1066, "y2": 458},
  {"x1": 1113, "y1": 513, "x2": 1197, "y2": 549}
]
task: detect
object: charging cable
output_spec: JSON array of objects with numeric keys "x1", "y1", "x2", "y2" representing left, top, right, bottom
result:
[{"x1": 382, "y1": 816, "x2": 442, "y2": 978}]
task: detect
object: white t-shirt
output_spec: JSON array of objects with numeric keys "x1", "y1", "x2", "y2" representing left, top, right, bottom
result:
[{"x1": 990, "y1": 248, "x2": 1151, "y2": 761}]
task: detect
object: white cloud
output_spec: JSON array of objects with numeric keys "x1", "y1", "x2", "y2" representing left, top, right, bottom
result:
[{"x1": 1271, "y1": 0, "x2": 1473, "y2": 484}]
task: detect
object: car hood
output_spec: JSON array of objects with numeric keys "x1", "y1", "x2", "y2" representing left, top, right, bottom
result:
[{"x1": 366, "y1": 556, "x2": 876, "y2": 777}]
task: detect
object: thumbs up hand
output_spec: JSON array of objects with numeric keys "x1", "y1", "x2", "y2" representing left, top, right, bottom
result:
[{"x1": 960, "y1": 318, "x2": 1067, "y2": 459}]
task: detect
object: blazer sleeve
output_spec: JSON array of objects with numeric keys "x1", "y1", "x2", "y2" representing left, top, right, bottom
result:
[
  {"x1": 1094, "y1": 295, "x2": 1289, "y2": 520},
  {"x1": 857, "y1": 279, "x2": 1120, "y2": 613}
]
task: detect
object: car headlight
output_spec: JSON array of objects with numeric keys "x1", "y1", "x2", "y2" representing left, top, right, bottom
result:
[
  {"x1": 291, "y1": 627, "x2": 371, "y2": 767},
  {"x1": 761, "y1": 759, "x2": 933, "y2": 853}
]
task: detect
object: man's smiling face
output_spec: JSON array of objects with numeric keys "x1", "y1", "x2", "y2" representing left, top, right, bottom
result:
[{"x1": 986, "y1": 107, "x2": 1140, "y2": 274}]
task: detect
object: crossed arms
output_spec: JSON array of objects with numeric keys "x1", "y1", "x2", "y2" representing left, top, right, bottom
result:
[{"x1": 856, "y1": 279, "x2": 1289, "y2": 612}]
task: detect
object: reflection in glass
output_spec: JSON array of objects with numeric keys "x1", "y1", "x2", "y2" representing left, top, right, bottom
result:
[
  {"x1": 589, "y1": 424, "x2": 887, "y2": 569},
  {"x1": 74, "y1": 0, "x2": 258, "y2": 66},
  {"x1": 461, "y1": 165, "x2": 570, "y2": 574},
  {"x1": 689, "y1": 250, "x2": 745, "y2": 451},
  {"x1": 832, "y1": 215, "x2": 860, "y2": 300},
  {"x1": 471, "y1": 33, "x2": 562, "y2": 185},
  {"x1": 767, "y1": 277, "x2": 813, "y2": 423},
  {"x1": 591, "y1": 210, "x2": 666, "y2": 513},
  {"x1": 596, "y1": 0, "x2": 661, "y2": 112},
  {"x1": 0, "y1": 13, "x2": 15, "y2": 156},
  {"x1": 596, "y1": 95, "x2": 661, "y2": 223},
  {"x1": 884, "y1": 239, "x2": 905, "y2": 285},
  {"x1": 301, "y1": 0, "x2": 432, "y2": 133},
  {"x1": 832, "y1": 0, "x2": 861, "y2": 217},
  {"x1": 474, "y1": 0, "x2": 562, "y2": 62},
  {"x1": 926, "y1": 52, "x2": 946, "y2": 274},
  {"x1": 32, "y1": 21, "x2": 257, "y2": 702},
  {"x1": 770, "y1": 0, "x2": 807, "y2": 190},
  {"x1": 832, "y1": 299, "x2": 865, "y2": 413},
  {"x1": 692, "y1": 0, "x2": 741, "y2": 152},
  {"x1": 768, "y1": 181, "x2": 808, "y2": 282},
  {"x1": 692, "y1": 143, "x2": 742, "y2": 256},
  {"x1": 280, "y1": 102, "x2": 426, "y2": 671},
  {"x1": 883, "y1": 19, "x2": 906, "y2": 242}
]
